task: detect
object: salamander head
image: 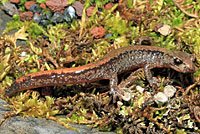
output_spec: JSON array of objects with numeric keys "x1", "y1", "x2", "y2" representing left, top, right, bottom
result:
[{"x1": 169, "y1": 51, "x2": 197, "y2": 73}]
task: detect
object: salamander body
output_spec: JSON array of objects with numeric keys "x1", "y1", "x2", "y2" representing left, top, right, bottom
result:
[{"x1": 6, "y1": 45, "x2": 197, "y2": 97}]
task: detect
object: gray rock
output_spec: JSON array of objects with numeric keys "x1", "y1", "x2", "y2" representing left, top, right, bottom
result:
[
  {"x1": 33, "y1": 13, "x2": 41, "y2": 23},
  {"x1": 52, "y1": 13, "x2": 64, "y2": 23},
  {"x1": 2, "y1": 2, "x2": 19, "y2": 16},
  {"x1": 0, "y1": 115, "x2": 115, "y2": 134},
  {"x1": 0, "y1": 99, "x2": 115, "y2": 134},
  {"x1": 0, "y1": 5, "x2": 12, "y2": 34},
  {"x1": 0, "y1": 99, "x2": 11, "y2": 120}
]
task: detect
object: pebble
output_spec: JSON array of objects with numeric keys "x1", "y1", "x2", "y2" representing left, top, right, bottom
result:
[
  {"x1": 155, "y1": 23, "x2": 171, "y2": 36},
  {"x1": 24, "y1": 1, "x2": 36, "y2": 10},
  {"x1": 163, "y1": 85, "x2": 176, "y2": 98},
  {"x1": 66, "y1": 6, "x2": 76, "y2": 18},
  {"x1": 154, "y1": 92, "x2": 168, "y2": 103},
  {"x1": 19, "y1": 52, "x2": 26, "y2": 57},
  {"x1": 40, "y1": 3, "x2": 47, "y2": 9},
  {"x1": 72, "y1": 1, "x2": 84, "y2": 16},
  {"x1": 2, "y1": 2, "x2": 19, "y2": 16},
  {"x1": 46, "y1": 12, "x2": 52, "y2": 20},
  {"x1": 29, "y1": 4, "x2": 42, "y2": 13},
  {"x1": 104, "y1": 33, "x2": 112, "y2": 38},
  {"x1": 33, "y1": 13, "x2": 41, "y2": 23},
  {"x1": 20, "y1": 11, "x2": 33, "y2": 21},
  {"x1": 40, "y1": 13, "x2": 47, "y2": 20},
  {"x1": 64, "y1": 6, "x2": 76, "y2": 22},
  {"x1": 40, "y1": 19, "x2": 49, "y2": 26},
  {"x1": 45, "y1": 0, "x2": 69, "y2": 13},
  {"x1": 136, "y1": 85, "x2": 145, "y2": 94},
  {"x1": 86, "y1": 6, "x2": 95, "y2": 17},
  {"x1": 158, "y1": 24, "x2": 171, "y2": 36},
  {"x1": 51, "y1": 13, "x2": 64, "y2": 23},
  {"x1": 91, "y1": 26, "x2": 106, "y2": 39},
  {"x1": 63, "y1": 13, "x2": 71, "y2": 22},
  {"x1": 121, "y1": 91, "x2": 132, "y2": 101},
  {"x1": 10, "y1": 0, "x2": 20, "y2": 4}
]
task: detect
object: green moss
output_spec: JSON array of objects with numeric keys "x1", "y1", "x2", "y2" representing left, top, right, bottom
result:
[
  {"x1": 36, "y1": 0, "x2": 48, "y2": 3},
  {"x1": 104, "y1": 12, "x2": 130, "y2": 39},
  {"x1": 1, "y1": 0, "x2": 9, "y2": 4},
  {"x1": 4, "y1": 15, "x2": 24, "y2": 34},
  {"x1": 9, "y1": 91, "x2": 59, "y2": 118},
  {"x1": 27, "y1": 23, "x2": 44, "y2": 39}
]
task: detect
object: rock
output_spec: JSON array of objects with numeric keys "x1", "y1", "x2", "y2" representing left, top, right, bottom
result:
[
  {"x1": 163, "y1": 85, "x2": 176, "y2": 98},
  {"x1": 40, "y1": 12, "x2": 52, "y2": 20},
  {"x1": 33, "y1": 13, "x2": 41, "y2": 23},
  {"x1": 158, "y1": 24, "x2": 171, "y2": 36},
  {"x1": 0, "y1": 98, "x2": 115, "y2": 134},
  {"x1": 121, "y1": 91, "x2": 132, "y2": 101},
  {"x1": 40, "y1": 19, "x2": 49, "y2": 26},
  {"x1": 64, "y1": 6, "x2": 76, "y2": 22},
  {"x1": 154, "y1": 92, "x2": 168, "y2": 103},
  {"x1": 19, "y1": 51, "x2": 27, "y2": 57},
  {"x1": 86, "y1": 6, "x2": 95, "y2": 17},
  {"x1": 91, "y1": 26, "x2": 106, "y2": 39},
  {"x1": 20, "y1": 11, "x2": 33, "y2": 21},
  {"x1": 104, "y1": 33, "x2": 112, "y2": 38},
  {"x1": 117, "y1": 101, "x2": 123, "y2": 107},
  {"x1": 29, "y1": 4, "x2": 42, "y2": 13},
  {"x1": 0, "y1": 115, "x2": 116, "y2": 134},
  {"x1": 52, "y1": 13, "x2": 64, "y2": 23},
  {"x1": 46, "y1": 12, "x2": 52, "y2": 20},
  {"x1": 2, "y1": 2, "x2": 19, "y2": 16},
  {"x1": 40, "y1": 3, "x2": 47, "y2": 9},
  {"x1": 0, "y1": 99, "x2": 11, "y2": 120},
  {"x1": 10, "y1": 0, "x2": 20, "y2": 4},
  {"x1": 63, "y1": 13, "x2": 71, "y2": 22},
  {"x1": 25, "y1": 1, "x2": 36, "y2": 10},
  {"x1": 16, "y1": 40, "x2": 27, "y2": 48},
  {"x1": 72, "y1": 1, "x2": 84, "y2": 16},
  {"x1": 104, "y1": 3, "x2": 113, "y2": 10},
  {"x1": 45, "y1": 0, "x2": 69, "y2": 13},
  {"x1": 154, "y1": 23, "x2": 163, "y2": 32},
  {"x1": 155, "y1": 23, "x2": 171, "y2": 36},
  {"x1": 136, "y1": 85, "x2": 145, "y2": 94},
  {"x1": 66, "y1": 6, "x2": 76, "y2": 19},
  {"x1": 40, "y1": 13, "x2": 47, "y2": 20}
]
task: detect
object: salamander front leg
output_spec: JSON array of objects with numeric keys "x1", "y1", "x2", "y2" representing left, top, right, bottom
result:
[
  {"x1": 109, "y1": 74, "x2": 125, "y2": 102},
  {"x1": 144, "y1": 64, "x2": 160, "y2": 87}
]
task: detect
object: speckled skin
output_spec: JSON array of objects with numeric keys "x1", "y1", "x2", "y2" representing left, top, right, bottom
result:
[{"x1": 6, "y1": 45, "x2": 197, "y2": 97}]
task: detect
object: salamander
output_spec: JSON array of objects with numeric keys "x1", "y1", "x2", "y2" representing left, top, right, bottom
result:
[{"x1": 6, "y1": 45, "x2": 197, "y2": 97}]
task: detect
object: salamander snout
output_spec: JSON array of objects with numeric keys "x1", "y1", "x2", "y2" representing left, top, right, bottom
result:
[
  {"x1": 171, "y1": 55, "x2": 198, "y2": 73},
  {"x1": 5, "y1": 82, "x2": 17, "y2": 97},
  {"x1": 5, "y1": 87, "x2": 13, "y2": 96}
]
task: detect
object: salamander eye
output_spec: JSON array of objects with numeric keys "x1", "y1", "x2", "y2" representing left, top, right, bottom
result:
[{"x1": 174, "y1": 58, "x2": 183, "y2": 64}]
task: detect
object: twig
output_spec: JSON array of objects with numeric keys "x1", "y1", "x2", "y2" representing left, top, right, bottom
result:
[{"x1": 173, "y1": 0, "x2": 199, "y2": 18}]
